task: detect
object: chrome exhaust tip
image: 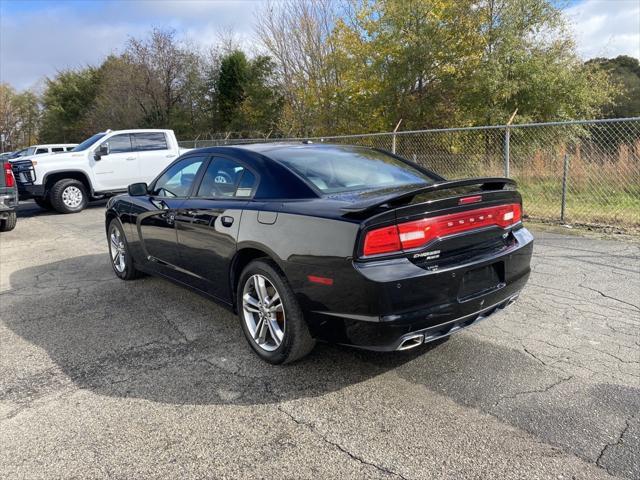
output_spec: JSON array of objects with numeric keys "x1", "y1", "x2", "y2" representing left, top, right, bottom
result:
[{"x1": 397, "y1": 334, "x2": 424, "y2": 351}]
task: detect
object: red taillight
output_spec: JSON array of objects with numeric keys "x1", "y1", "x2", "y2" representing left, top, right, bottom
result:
[
  {"x1": 362, "y1": 203, "x2": 522, "y2": 257},
  {"x1": 4, "y1": 166, "x2": 15, "y2": 188},
  {"x1": 363, "y1": 224, "x2": 402, "y2": 256}
]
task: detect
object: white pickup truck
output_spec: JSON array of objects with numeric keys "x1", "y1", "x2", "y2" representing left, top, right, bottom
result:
[{"x1": 11, "y1": 129, "x2": 189, "y2": 213}]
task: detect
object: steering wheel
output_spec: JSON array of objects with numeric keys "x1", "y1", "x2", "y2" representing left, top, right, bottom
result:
[{"x1": 213, "y1": 171, "x2": 233, "y2": 184}]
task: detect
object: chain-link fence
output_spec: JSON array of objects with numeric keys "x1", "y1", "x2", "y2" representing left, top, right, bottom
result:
[{"x1": 180, "y1": 118, "x2": 640, "y2": 231}]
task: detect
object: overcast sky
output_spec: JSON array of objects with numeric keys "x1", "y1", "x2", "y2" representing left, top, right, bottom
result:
[{"x1": 1, "y1": 0, "x2": 638, "y2": 91}]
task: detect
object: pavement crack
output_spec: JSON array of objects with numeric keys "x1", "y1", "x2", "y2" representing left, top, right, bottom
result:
[
  {"x1": 276, "y1": 405, "x2": 410, "y2": 480},
  {"x1": 492, "y1": 375, "x2": 574, "y2": 407},
  {"x1": 595, "y1": 416, "x2": 634, "y2": 474},
  {"x1": 158, "y1": 311, "x2": 190, "y2": 343},
  {"x1": 522, "y1": 345, "x2": 549, "y2": 366},
  {"x1": 578, "y1": 284, "x2": 640, "y2": 312}
]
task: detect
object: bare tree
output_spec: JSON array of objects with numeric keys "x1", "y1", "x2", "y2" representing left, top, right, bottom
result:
[
  {"x1": 255, "y1": 0, "x2": 341, "y2": 134},
  {"x1": 125, "y1": 28, "x2": 199, "y2": 127}
]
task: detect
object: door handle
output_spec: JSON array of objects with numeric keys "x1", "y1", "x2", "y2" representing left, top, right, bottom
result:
[
  {"x1": 166, "y1": 154, "x2": 176, "y2": 158},
  {"x1": 126, "y1": 156, "x2": 136, "y2": 160},
  {"x1": 221, "y1": 216, "x2": 234, "y2": 227}
]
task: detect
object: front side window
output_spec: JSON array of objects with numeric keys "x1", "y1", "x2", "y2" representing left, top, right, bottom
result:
[
  {"x1": 152, "y1": 156, "x2": 206, "y2": 198},
  {"x1": 197, "y1": 157, "x2": 256, "y2": 198},
  {"x1": 133, "y1": 132, "x2": 168, "y2": 152},
  {"x1": 101, "y1": 134, "x2": 132, "y2": 154},
  {"x1": 271, "y1": 146, "x2": 436, "y2": 194},
  {"x1": 35, "y1": 148, "x2": 48, "y2": 155}
]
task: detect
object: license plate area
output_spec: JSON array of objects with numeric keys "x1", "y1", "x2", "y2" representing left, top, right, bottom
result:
[{"x1": 458, "y1": 262, "x2": 504, "y2": 301}]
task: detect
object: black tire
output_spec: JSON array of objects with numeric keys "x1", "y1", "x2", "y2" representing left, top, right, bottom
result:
[
  {"x1": 237, "y1": 259, "x2": 315, "y2": 364},
  {"x1": 0, "y1": 211, "x2": 17, "y2": 232},
  {"x1": 34, "y1": 197, "x2": 53, "y2": 210},
  {"x1": 50, "y1": 179, "x2": 88, "y2": 214},
  {"x1": 107, "y1": 218, "x2": 144, "y2": 280}
]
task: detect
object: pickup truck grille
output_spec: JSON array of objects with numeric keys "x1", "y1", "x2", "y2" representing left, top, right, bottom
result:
[{"x1": 11, "y1": 161, "x2": 36, "y2": 184}]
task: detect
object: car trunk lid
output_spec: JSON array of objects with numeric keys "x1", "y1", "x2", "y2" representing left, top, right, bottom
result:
[{"x1": 351, "y1": 178, "x2": 523, "y2": 269}]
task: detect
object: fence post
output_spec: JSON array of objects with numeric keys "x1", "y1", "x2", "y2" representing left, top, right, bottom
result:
[
  {"x1": 392, "y1": 119, "x2": 402, "y2": 154},
  {"x1": 503, "y1": 128, "x2": 510, "y2": 177},
  {"x1": 560, "y1": 153, "x2": 570, "y2": 223},
  {"x1": 503, "y1": 109, "x2": 517, "y2": 177}
]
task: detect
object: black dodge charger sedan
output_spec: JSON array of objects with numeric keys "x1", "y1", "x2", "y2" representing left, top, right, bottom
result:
[{"x1": 105, "y1": 143, "x2": 533, "y2": 364}]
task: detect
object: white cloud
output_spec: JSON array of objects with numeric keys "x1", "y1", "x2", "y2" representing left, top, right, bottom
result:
[
  {"x1": 565, "y1": 0, "x2": 640, "y2": 59},
  {"x1": 0, "y1": 0, "x2": 265, "y2": 90},
  {"x1": 3, "y1": 0, "x2": 636, "y2": 91}
]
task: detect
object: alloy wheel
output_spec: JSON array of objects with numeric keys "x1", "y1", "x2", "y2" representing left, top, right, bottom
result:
[
  {"x1": 109, "y1": 226, "x2": 127, "y2": 274},
  {"x1": 242, "y1": 274, "x2": 285, "y2": 351},
  {"x1": 62, "y1": 186, "x2": 83, "y2": 208}
]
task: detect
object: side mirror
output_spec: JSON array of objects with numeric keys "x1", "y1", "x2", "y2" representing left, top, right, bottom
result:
[
  {"x1": 94, "y1": 143, "x2": 109, "y2": 161},
  {"x1": 128, "y1": 182, "x2": 148, "y2": 196}
]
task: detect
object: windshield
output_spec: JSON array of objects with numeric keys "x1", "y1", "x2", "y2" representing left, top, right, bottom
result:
[
  {"x1": 271, "y1": 146, "x2": 436, "y2": 194},
  {"x1": 24, "y1": 147, "x2": 36, "y2": 156},
  {"x1": 8, "y1": 149, "x2": 27, "y2": 159},
  {"x1": 72, "y1": 132, "x2": 107, "y2": 152}
]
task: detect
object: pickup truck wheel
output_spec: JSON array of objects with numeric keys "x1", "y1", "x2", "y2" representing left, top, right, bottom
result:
[
  {"x1": 34, "y1": 197, "x2": 53, "y2": 210},
  {"x1": 0, "y1": 211, "x2": 17, "y2": 232},
  {"x1": 108, "y1": 219, "x2": 144, "y2": 280},
  {"x1": 50, "y1": 179, "x2": 88, "y2": 213},
  {"x1": 238, "y1": 260, "x2": 316, "y2": 364}
]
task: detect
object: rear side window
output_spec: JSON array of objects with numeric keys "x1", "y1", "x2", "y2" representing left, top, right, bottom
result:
[
  {"x1": 51, "y1": 147, "x2": 64, "y2": 152},
  {"x1": 133, "y1": 132, "x2": 168, "y2": 152},
  {"x1": 197, "y1": 157, "x2": 256, "y2": 198},
  {"x1": 271, "y1": 146, "x2": 435, "y2": 194},
  {"x1": 35, "y1": 148, "x2": 48, "y2": 155},
  {"x1": 235, "y1": 170, "x2": 256, "y2": 197}
]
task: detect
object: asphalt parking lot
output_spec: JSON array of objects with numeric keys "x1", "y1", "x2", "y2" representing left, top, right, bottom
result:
[{"x1": 1, "y1": 202, "x2": 638, "y2": 479}]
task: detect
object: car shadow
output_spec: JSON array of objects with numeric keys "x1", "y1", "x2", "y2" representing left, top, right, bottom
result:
[
  {"x1": 15, "y1": 199, "x2": 108, "y2": 218},
  {"x1": 4, "y1": 253, "x2": 446, "y2": 407}
]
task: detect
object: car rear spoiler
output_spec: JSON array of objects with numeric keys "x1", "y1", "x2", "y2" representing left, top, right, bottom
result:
[{"x1": 340, "y1": 177, "x2": 517, "y2": 213}]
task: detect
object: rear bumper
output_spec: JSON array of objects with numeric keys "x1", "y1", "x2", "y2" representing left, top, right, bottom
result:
[
  {"x1": 302, "y1": 227, "x2": 533, "y2": 350},
  {"x1": 0, "y1": 189, "x2": 18, "y2": 211}
]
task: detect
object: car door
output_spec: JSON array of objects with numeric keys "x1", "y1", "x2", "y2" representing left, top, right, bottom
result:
[
  {"x1": 173, "y1": 156, "x2": 258, "y2": 301},
  {"x1": 91, "y1": 133, "x2": 138, "y2": 190},
  {"x1": 133, "y1": 132, "x2": 178, "y2": 184},
  {"x1": 137, "y1": 155, "x2": 208, "y2": 273}
]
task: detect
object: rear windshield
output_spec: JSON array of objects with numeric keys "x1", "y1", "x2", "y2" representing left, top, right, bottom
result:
[{"x1": 271, "y1": 146, "x2": 435, "y2": 194}]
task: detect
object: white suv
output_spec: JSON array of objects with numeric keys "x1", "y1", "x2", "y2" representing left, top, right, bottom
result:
[{"x1": 11, "y1": 129, "x2": 188, "y2": 213}]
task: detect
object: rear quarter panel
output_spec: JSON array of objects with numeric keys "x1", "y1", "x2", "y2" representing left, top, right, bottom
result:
[{"x1": 236, "y1": 207, "x2": 375, "y2": 317}]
